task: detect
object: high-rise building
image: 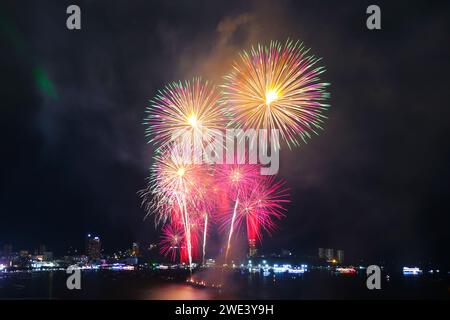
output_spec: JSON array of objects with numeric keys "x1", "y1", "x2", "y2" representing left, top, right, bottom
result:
[
  {"x1": 248, "y1": 239, "x2": 257, "y2": 257},
  {"x1": 86, "y1": 234, "x2": 101, "y2": 260},
  {"x1": 20, "y1": 250, "x2": 30, "y2": 258},
  {"x1": 318, "y1": 248, "x2": 325, "y2": 259},
  {"x1": 325, "y1": 248, "x2": 334, "y2": 260},
  {"x1": 336, "y1": 249, "x2": 344, "y2": 263},
  {"x1": 131, "y1": 242, "x2": 139, "y2": 257},
  {"x1": 43, "y1": 251, "x2": 53, "y2": 261},
  {"x1": 3, "y1": 244, "x2": 12, "y2": 257},
  {"x1": 39, "y1": 244, "x2": 46, "y2": 255}
]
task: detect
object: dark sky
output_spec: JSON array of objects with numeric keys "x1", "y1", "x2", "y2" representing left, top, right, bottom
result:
[{"x1": 1, "y1": 0, "x2": 449, "y2": 265}]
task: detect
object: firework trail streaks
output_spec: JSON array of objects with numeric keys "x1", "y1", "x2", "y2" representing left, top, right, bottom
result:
[
  {"x1": 195, "y1": 173, "x2": 219, "y2": 265},
  {"x1": 216, "y1": 176, "x2": 290, "y2": 263},
  {"x1": 159, "y1": 222, "x2": 184, "y2": 261},
  {"x1": 225, "y1": 195, "x2": 239, "y2": 261},
  {"x1": 143, "y1": 78, "x2": 227, "y2": 268},
  {"x1": 180, "y1": 196, "x2": 192, "y2": 270},
  {"x1": 202, "y1": 213, "x2": 208, "y2": 265},
  {"x1": 143, "y1": 143, "x2": 206, "y2": 270},
  {"x1": 215, "y1": 162, "x2": 261, "y2": 262},
  {"x1": 238, "y1": 176, "x2": 290, "y2": 240}
]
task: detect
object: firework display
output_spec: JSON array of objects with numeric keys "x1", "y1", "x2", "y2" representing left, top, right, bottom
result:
[
  {"x1": 222, "y1": 39, "x2": 330, "y2": 148},
  {"x1": 159, "y1": 222, "x2": 184, "y2": 261},
  {"x1": 142, "y1": 143, "x2": 210, "y2": 268},
  {"x1": 144, "y1": 78, "x2": 226, "y2": 150},
  {"x1": 141, "y1": 40, "x2": 330, "y2": 268},
  {"x1": 228, "y1": 176, "x2": 290, "y2": 241},
  {"x1": 214, "y1": 162, "x2": 262, "y2": 261}
]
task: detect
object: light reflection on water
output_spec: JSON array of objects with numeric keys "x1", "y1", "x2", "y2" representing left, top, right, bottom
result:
[
  {"x1": 1, "y1": 270, "x2": 447, "y2": 299},
  {"x1": 147, "y1": 284, "x2": 217, "y2": 300}
]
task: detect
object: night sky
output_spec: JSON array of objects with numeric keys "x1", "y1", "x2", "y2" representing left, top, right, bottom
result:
[{"x1": 1, "y1": 0, "x2": 449, "y2": 265}]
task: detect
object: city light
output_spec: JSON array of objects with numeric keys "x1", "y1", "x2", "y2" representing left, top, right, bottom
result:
[
  {"x1": 31, "y1": 261, "x2": 56, "y2": 269},
  {"x1": 336, "y1": 267, "x2": 357, "y2": 274},
  {"x1": 403, "y1": 267, "x2": 423, "y2": 275}
]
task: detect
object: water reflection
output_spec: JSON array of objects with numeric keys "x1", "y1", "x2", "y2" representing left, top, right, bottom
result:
[{"x1": 147, "y1": 284, "x2": 216, "y2": 300}]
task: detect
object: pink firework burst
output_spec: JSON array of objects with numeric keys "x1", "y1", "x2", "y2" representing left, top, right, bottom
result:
[
  {"x1": 214, "y1": 162, "x2": 262, "y2": 261},
  {"x1": 159, "y1": 222, "x2": 185, "y2": 261},
  {"x1": 214, "y1": 162, "x2": 261, "y2": 198},
  {"x1": 218, "y1": 175, "x2": 290, "y2": 242}
]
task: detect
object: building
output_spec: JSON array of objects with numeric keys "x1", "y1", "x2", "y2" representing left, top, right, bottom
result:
[
  {"x1": 131, "y1": 242, "x2": 140, "y2": 257},
  {"x1": 39, "y1": 244, "x2": 46, "y2": 255},
  {"x1": 336, "y1": 250, "x2": 344, "y2": 263},
  {"x1": 318, "y1": 248, "x2": 325, "y2": 260},
  {"x1": 205, "y1": 259, "x2": 215, "y2": 267},
  {"x1": 43, "y1": 251, "x2": 53, "y2": 261},
  {"x1": 3, "y1": 244, "x2": 12, "y2": 257},
  {"x1": 86, "y1": 234, "x2": 101, "y2": 260},
  {"x1": 325, "y1": 248, "x2": 334, "y2": 261},
  {"x1": 248, "y1": 239, "x2": 257, "y2": 257},
  {"x1": 34, "y1": 244, "x2": 47, "y2": 256},
  {"x1": 20, "y1": 250, "x2": 30, "y2": 258}
]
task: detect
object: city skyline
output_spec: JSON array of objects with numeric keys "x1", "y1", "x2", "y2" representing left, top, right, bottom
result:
[{"x1": 1, "y1": 0, "x2": 450, "y2": 269}]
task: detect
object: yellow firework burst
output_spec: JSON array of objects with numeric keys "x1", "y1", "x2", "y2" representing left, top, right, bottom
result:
[
  {"x1": 145, "y1": 78, "x2": 226, "y2": 149},
  {"x1": 222, "y1": 40, "x2": 331, "y2": 148}
]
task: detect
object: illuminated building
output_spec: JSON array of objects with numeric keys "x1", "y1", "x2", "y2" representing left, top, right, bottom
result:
[
  {"x1": 318, "y1": 248, "x2": 325, "y2": 259},
  {"x1": 39, "y1": 244, "x2": 46, "y2": 255},
  {"x1": 336, "y1": 267, "x2": 356, "y2": 274},
  {"x1": 126, "y1": 256, "x2": 138, "y2": 265},
  {"x1": 248, "y1": 238, "x2": 257, "y2": 257},
  {"x1": 403, "y1": 267, "x2": 423, "y2": 275},
  {"x1": 2, "y1": 244, "x2": 12, "y2": 258},
  {"x1": 31, "y1": 261, "x2": 57, "y2": 269},
  {"x1": 336, "y1": 249, "x2": 344, "y2": 263},
  {"x1": 43, "y1": 251, "x2": 53, "y2": 261},
  {"x1": 205, "y1": 259, "x2": 215, "y2": 267},
  {"x1": 86, "y1": 234, "x2": 101, "y2": 260},
  {"x1": 20, "y1": 250, "x2": 30, "y2": 258},
  {"x1": 325, "y1": 248, "x2": 334, "y2": 261},
  {"x1": 34, "y1": 244, "x2": 47, "y2": 256},
  {"x1": 131, "y1": 242, "x2": 140, "y2": 257}
]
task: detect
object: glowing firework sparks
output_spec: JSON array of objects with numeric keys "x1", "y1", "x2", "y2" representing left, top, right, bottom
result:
[
  {"x1": 142, "y1": 143, "x2": 208, "y2": 270},
  {"x1": 140, "y1": 40, "x2": 322, "y2": 269},
  {"x1": 159, "y1": 223, "x2": 184, "y2": 261},
  {"x1": 202, "y1": 213, "x2": 208, "y2": 265},
  {"x1": 215, "y1": 162, "x2": 261, "y2": 197},
  {"x1": 237, "y1": 176, "x2": 290, "y2": 241},
  {"x1": 222, "y1": 39, "x2": 331, "y2": 148},
  {"x1": 192, "y1": 173, "x2": 217, "y2": 265},
  {"x1": 218, "y1": 175, "x2": 290, "y2": 256},
  {"x1": 144, "y1": 78, "x2": 226, "y2": 150},
  {"x1": 215, "y1": 163, "x2": 261, "y2": 261}
]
